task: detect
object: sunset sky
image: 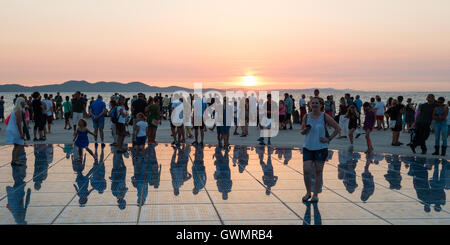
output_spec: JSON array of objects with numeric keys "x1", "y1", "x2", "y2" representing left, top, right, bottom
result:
[{"x1": 1, "y1": 0, "x2": 449, "y2": 91}]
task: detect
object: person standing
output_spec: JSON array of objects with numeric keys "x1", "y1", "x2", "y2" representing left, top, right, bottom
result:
[
  {"x1": 354, "y1": 95, "x2": 363, "y2": 127},
  {"x1": 299, "y1": 94, "x2": 307, "y2": 124},
  {"x1": 385, "y1": 99, "x2": 405, "y2": 146},
  {"x1": 116, "y1": 96, "x2": 128, "y2": 153},
  {"x1": 131, "y1": 93, "x2": 147, "y2": 143},
  {"x1": 346, "y1": 105, "x2": 359, "y2": 146},
  {"x1": 6, "y1": 97, "x2": 26, "y2": 165},
  {"x1": 42, "y1": 94, "x2": 53, "y2": 134},
  {"x1": 89, "y1": 95, "x2": 107, "y2": 146},
  {"x1": 337, "y1": 97, "x2": 348, "y2": 139},
  {"x1": 410, "y1": 94, "x2": 437, "y2": 154},
  {"x1": 31, "y1": 92, "x2": 46, "y2": 141},
  {"x1": 432, "y1": 97, "x2": 448, "y2": 156},
  {"x1": 301, "y1": 97, "x2": 340, "y2": 202},
  {"x1": 146, "y1": 97, "x2": 160, "y2": 145},
  {"x1": 405, "y1": 98, "x2": 416, "y2": 132},
  {"x1": 374, "y1": 96, "x2": 386, "y2": 130},
  {"x1": 71, "y1": 91, "x2": 85, "y2": 136},
  {"x1": 54, "y1": 92, "x2": 63, "y2": 120},
  {"x1": 363, "y1": 102, "x2": 375, "y2": 153},
  {"x1": 284, "y1": 93, "x2": 294, "y2": 130},
  {"x1": 62, "y1": 96, "x2": 72, "y2": 130},
  {"x1": 192, "y1": 95, "x2": 207, "y2": 146}
]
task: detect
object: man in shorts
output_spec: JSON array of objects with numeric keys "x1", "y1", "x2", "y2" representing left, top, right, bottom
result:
[
  {"x1": 193, "y1": 95, "x2": 207, "y2": 146},
  {"x1": 90, "y1": 95, "x2": 107, "y2": 146},
  {"x1": 374, "y1": 95, "x2": 386, "y2": 130},
  {"x1": 42, "y1": 93, "x2": 53, "y2": 134},
  {"x1": 71, "y1": 91, "x2": 85, "y2": 136}
]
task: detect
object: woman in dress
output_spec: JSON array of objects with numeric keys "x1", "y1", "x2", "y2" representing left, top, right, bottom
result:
[
  {"x1": 6, "y1": 97, "x2": 26, "y2": 165},
  {"x1": 300, "y1": 97, "x2": 341, "y2": 202}
]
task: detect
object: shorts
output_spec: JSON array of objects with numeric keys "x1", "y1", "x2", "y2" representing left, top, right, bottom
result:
[
  {"x1": 349, "y1": 120, "x2": 358, "y2": 130},
  {"x1": 72, "y1": 112, "x2": 83, "y2": 126},
  {"x1": 64, "y1": 112, "x2": 70, "y2": 123},
  {"x1": 285, "y1": 113, "x2": 292, "y2": 121},
  {"x1": 279, "y1": 115, "x2": 285, "y2": 122},
  {"x1": 93, "y1": 118, "x2": 105, "y2": 129},
  {"x1": 47, "y1": 116, "x2": 53, "y2": 124},
  {"x1": 376, "y1": 115, "x2": 384, "y2": 121},
  {"x1": 217, "y1": 126, "x2": 231, "y2": 135},
  {"x1": 193, "y1": 121, "x2": 205, "y2": 129},
  {"x1": 116, "y1": 123, "x2": 126, "y2": 137},
  {"x1": 34, "y1": 116, "x2": 46, "y2": 131},
  {"x1": 135, "y1": 136, "x2": 147, "y2": 146},
  {"x1": 170, "y1": 119, "x2": 183, "y2": 129},
  {"x1": 303, "y1": 148, "x2": 328, "y2": 162}
]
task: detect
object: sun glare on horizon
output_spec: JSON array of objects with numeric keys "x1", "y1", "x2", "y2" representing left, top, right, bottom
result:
[{"x1": 241, "y1": 75, "x2": 258, "y2": 87}]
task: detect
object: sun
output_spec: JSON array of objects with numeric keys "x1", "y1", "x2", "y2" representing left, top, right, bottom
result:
[{"x1": 241, "y1": 75, "x2": 258, "y2": 86}]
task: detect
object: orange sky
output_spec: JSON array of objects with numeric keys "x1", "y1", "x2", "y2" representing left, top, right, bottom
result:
[{"x1": 1, "y1": 0, "x2": 449, "y2": 91}]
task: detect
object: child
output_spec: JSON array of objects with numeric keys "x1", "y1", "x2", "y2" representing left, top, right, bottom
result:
[
  {"x1": 133, "y1": 113, "x2": 148, "y2": 158},
  {"x1": 346, "y1": 105, "x2": 359, "y2": 146},
  {"x1": 363, "y1": 102, "x2": 375, "y2": 153},
  {"x1": 73, "y1": 118, "x2": 97, "y2": 162}
]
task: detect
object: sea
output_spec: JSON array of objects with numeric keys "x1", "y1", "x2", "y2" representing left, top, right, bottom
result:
[{"x1": 1, "y1": 91, "x2": 449, "y2": 117}]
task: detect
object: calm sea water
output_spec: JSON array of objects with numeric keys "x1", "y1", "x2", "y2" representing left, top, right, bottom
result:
[{"x1": 1, "y1": 91, "x2": 449, "y2": 116}]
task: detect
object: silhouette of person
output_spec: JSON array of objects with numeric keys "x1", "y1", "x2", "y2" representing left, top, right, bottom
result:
[
  {"x1": 170, "y1": 145, "x2": 192, "y2": 196},
  {"x1": 260, "y1": 147, "x2": 278, "y2": 195},
  {"x1": 411, "y1": 157, "x2": 432, "y2": 212},
  {"x1": 146, "y1": 146, "x2": 161, "y2": 189},
  {"x1": 130, "y1": 145, "x2": 148, "y2": 206},
  {"x1": 90, "y1": 144, "x2": 106, "y2": 194},
  {"x1": 338, "y1": 150, "x2": 358, "y2": 194},
  {"x1": 110, "y1": 145, "x2": 128, "y2": 210},
  {"x1": 214, "y1": 146, "x2": 232, "y2": 200},
  {"x1": 384, "y1": 154, "x2": 402, "y2": 190},
  {"x1": 237, "y1": 146, "x2": 249, "y2": 173},
  {"x1": 302, "y1": 202, "x2": 322, "y2": 226},
  {"x1": 361, "y1": 153, "x2": 375, "y2": 202},
  {"x1": 283, "y1": 148, "x2": 292, "y2": 165},
  {"x1": 6, "y1": 150, "x2": 31, "y2": 224},
  {"x1": 32, "y1": 144, "x2": 51, "y2": 191},
  {"x1": 430, "y1": 159, "x2": 446, "y2": 212},
  {"x1": 73, "y1": 155, "x2": 95, "y2": 207},
  {"x1": 192, "y1": 145, "x2": 206, "y2": 195}
]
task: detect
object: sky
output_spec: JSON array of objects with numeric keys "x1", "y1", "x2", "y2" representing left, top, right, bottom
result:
[{"x1": 1, "y1": 0, "x2": 449, "y2": 91}]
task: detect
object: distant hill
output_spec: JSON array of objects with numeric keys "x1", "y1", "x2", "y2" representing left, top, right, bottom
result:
[{"x1": 0, "y1": 80, "x2": 197, "y2": 93}]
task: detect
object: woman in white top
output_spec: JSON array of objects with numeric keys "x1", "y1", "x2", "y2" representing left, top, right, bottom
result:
[
  {"x1": 301, "y1": 97, "x2": 340, "y2": 202},
  {"x1": 6, "y1": 97, "x2": 27, "y2": 165},
  {"x1": 116, "y1": 96, "x2": 128, "y2": 153}
]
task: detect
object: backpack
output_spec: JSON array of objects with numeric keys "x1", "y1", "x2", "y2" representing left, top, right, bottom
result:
[{"x1": 111, "y1": 107, "x2": 119, "y2": 124}]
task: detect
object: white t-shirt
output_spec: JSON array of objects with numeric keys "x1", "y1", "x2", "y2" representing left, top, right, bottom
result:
[
  {"x1": 43, "y1": 99, "x2": 53, "y2": 116},
  {"x1": 116, "y1": 106, "x2": 127, "y2": 124},
  {"x1": 136, "y1": 121, "x2": 148, "y2": 137},
  {"x1": 374, "y1": 101, "x2": 385, "y2": 116},
  {"x1": 299, "y1": 98, "x2": 306, "y2": 108}
]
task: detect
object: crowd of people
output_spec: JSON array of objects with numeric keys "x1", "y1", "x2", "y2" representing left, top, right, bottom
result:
[{"x1": 1, "y1": 89, "x2": 450, "y2": 204}]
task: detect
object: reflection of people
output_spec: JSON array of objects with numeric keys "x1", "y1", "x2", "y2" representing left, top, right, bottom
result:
[
  {"x1": 146, "y1": 146, "x2": 161, "y2": 189},
  {"x1": 111, "y1": 146, "x2": 128, "y2": 210},
  {"x1": 131, "y1": 146, "x2": 148, "y2": 206},
  {"x1": 260, "y1": 147, "x2": 278, "y2": 195},
  {"x1": 6, "y1": 151, "x2": 31, "y2": 224},
  {"x1": 214, "y1": 147, "x2": 232, "y2": 200},
  {"x1": 170, "y1": 145, "x2": 191, "y2": 196},
  {"x1": 384, "y1": 155, "x2": 402, "y2": 190},
  {"x1": 237, "y1": 146, "x2": 249, "y2": 173},
  {"x1": 302, "y1": 202, "x2": 322, "y2": 226},
  {"x1": 90, "y1": 145, "x2": 106, "y2": 194},
  {"x1": 361, "y1": 153, "x2": 375, "y2": 202},
  {"x1": 430, "y1": 160, "x2": 446, "y2": 212},
  {"x1": 192, "y1": 146, "x2": 206, "y2": 195},
  {"x1": 343, "y1": 152, "x2": 359, "y2": 194},
  {"x1": 72, "y1": 155, "x2": 95, "y2": 207},
  {"x1": 32, "y1": 144, "x2": 52, "y2": 190},
  {"x1": 411, "y1": 158, "x2": 432, "y2": 212}
]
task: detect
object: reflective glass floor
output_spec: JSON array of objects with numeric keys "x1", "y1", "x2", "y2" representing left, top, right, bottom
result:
[{"x1": 0, "y1": 143, "x2": 449, "y2": 225}]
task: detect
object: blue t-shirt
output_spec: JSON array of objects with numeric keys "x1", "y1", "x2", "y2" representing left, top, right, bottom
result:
[
  {"x1": 355, "y1": 99, "x2": 363, "y2": 113},
  {"x1": 90, "y1": 99, "x2": 106, "y2": 120}
]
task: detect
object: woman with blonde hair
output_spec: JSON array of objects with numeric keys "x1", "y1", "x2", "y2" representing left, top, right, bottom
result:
[{"x1": 6, "y1": 97, "x2": 26, "y2": 165}]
